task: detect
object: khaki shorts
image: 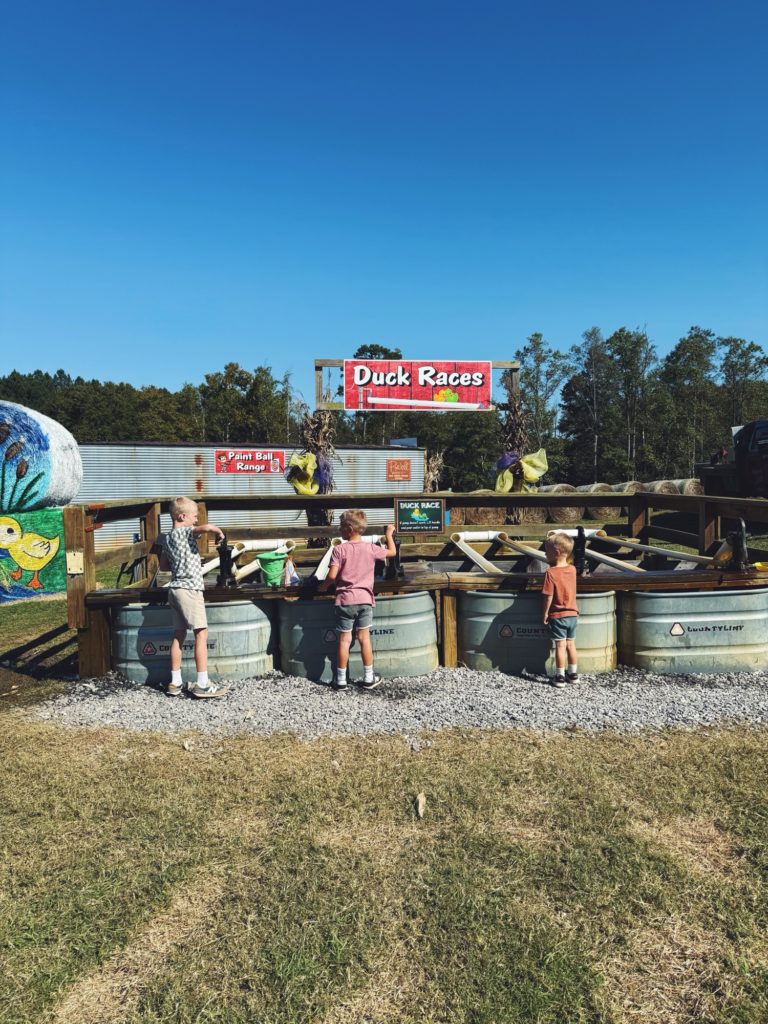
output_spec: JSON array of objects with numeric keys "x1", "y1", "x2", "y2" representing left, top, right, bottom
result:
[{"x1": 168, "y1": 589, "x2": 208, "y2": 631}]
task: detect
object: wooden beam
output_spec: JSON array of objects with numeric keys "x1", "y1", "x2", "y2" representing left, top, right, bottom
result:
[
  {"x1": 78, "y1": 606, "x2": 111, "y2": 678},
  {"x1": 441, "y1": 591, "x2": 458, "y2": 667},
  {"x1": 699, "y1": 501, "x2": 720, "y2": 554}
]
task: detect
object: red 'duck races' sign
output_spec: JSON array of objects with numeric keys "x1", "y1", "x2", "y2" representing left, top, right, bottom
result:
[{"x1": 343, "y1": 360, "x2": 492, "y2": 412}]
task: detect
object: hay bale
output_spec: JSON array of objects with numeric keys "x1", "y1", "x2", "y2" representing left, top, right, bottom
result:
[
  {"x1": 539, "y1": 483, "x2": 585, "y2": 523},
  {"x1": 673, "y1": 478, "x2": 704, "y2": 496},
  {"x1": 575, "y1": 483, "x2": 622, "y2": 520},
  {"x1": 606, "y1": 481, "x2": 644, "y2": 515},
  {"x1": 455, "y1": 506, "x2": 507, "y2": 527},
  {"x1": 520, "y1": 503, "x2": 548, "y2": 524},
  {"x1": 643, "y1": 480, "x2": 679, "y2": 495}
]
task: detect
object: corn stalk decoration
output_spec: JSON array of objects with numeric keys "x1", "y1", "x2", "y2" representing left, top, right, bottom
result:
[{"x1": 285, "y1": 402, "x2": 338, "y2": 546}]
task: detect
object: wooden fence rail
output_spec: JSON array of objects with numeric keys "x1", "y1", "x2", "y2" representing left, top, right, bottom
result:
[{"x1": 65, "y1": 491, "x2": 768, "y2": 678}]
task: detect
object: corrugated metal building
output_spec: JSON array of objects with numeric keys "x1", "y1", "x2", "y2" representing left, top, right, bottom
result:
[{"x1": 75, "y1": 443, "x2": 426, "y2": 549}]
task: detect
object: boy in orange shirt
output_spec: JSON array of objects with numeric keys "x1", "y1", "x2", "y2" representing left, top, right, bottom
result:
[{"x1": 542, "y1": 531, "x2": 579, "y2": 688}]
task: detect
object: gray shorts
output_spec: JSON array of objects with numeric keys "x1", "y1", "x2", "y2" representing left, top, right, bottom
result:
[
  {"x1": 168, "y1": 589, "x2": 208, "y2": 631},
  {"x1": 548, "y1": 615, "x2": 578, "y2": 641},
  {"x1": 335, "y1": 603, "x2": 373, "y2": 632}
]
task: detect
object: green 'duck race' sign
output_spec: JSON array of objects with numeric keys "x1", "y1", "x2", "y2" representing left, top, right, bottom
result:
[{"x1": 395, "y1": 498, "x2": 445, "y2": 535}]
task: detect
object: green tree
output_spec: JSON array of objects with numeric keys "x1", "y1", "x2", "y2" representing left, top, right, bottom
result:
[
  {"x1": 658, "y1": 326, "x2": 717, "y2": 475},
  {"x1": 559, "y1": 328, "x2": 624, "y2": 483},
  {"x1": 514, "y1": 333, "x2": 573, "y2": 452},
  {"x1": 604, "y1": 328, "x2": 657, "y2": 479},
  {"x1": 716, "y1": 336, "x2": 768, "y2": 428}
]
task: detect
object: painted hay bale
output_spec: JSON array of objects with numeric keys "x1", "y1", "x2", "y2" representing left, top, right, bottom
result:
[
  {"x1": 539, "y1": 484, "x2": 585, "y2": 523},
  {"x1": 574, "y1": 483, "x2": 622, "y2": 520},
  {"x1": 0, "y1": 508, "x2": 66, "y2": 601},
  {"x1": 643, "y1": 480, "x2": 679, "y2": 495},
  {"x1": 0, "y1": 401, "x2": 82, "y2": 512},
  {"x1": 673, "y1": 478, "x2": 704, "y2": 495}
]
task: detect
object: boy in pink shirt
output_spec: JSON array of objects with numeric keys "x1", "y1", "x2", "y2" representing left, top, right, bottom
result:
[{"x1": 321, "y1": 509, "x2": 396, "y2": 690}]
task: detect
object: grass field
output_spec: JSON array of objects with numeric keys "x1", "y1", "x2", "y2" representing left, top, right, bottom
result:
[{"x1": 1, "y1": 540, "x2": 767, "y2": 1023}]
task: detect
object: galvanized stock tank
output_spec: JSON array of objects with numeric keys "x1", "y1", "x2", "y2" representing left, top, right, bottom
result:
[
  {"x1": 458, "y1": 591, "x2": 616, "y2": 676},
  {"x1": 279, "y1": 592, "x2": 438, "y2": 681},
  {"x1": 618, "y1": 588, "x2": 768, "y2": 673},
  {"x1": 112, "y1": 600, "x2": 274, "y2": 684}
]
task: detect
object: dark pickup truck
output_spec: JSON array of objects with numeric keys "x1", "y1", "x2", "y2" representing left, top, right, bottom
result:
[{"x1": 696, "y1": 420, "x2": 768, "y2": 498}]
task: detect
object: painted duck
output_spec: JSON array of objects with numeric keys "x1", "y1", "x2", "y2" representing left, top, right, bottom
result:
[{"x1": 0, "y1": 516, "x2": 60, "y2": 589}]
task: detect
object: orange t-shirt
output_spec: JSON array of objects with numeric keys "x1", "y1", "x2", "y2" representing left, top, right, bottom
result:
[{"x1": 542, "y1": 564, "x2": 578, "y2": 618}]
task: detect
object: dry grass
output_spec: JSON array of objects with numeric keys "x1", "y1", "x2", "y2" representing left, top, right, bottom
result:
[{"x1": 1, "y1": 705, "x2": 767, "y2": 1024}]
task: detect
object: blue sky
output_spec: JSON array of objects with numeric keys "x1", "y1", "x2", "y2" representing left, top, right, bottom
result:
[{"x1": 2, "y1": 0, "x2": 766, "y2": 406}]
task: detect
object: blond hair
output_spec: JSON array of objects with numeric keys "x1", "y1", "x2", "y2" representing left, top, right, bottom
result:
[
  {"x1": 340, "y1": 508, "x2": 368, "y2": 535},
  {"x1": 546, "y1": 531, "x2": 574, "y2": 556},
  {"x1": 170, "y1": 496, "x2": 198, "y2": 521}
]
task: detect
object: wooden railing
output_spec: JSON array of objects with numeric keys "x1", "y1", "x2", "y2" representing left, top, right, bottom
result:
[{"x1": 64, "y1": 491, "x2": 768, "y2": 678}]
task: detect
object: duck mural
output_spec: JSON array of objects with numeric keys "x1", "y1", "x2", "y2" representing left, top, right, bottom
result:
[{"x1": 0, "y1": 401, "x2": 79, "y2": 602}]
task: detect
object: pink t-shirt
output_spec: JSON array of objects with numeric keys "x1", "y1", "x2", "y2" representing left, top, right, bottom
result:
[{"x1": 330, "y1": 541, "x2": 387, "y2": 606}]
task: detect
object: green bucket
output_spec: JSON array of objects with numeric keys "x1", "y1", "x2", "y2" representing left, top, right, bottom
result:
[{"x1": 258, "y1": 549, "x2": 288, "y2": 585}]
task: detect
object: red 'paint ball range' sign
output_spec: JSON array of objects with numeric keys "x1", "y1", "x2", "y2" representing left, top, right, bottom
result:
[
  {"x1": 344, "y1": 360, "x2": 493, "y2": 412},
  {"x1": 215, "y1": 450, "x2": 285, "y2": 474}
]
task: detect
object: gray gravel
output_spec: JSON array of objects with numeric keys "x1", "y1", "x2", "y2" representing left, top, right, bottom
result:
[{"x1": 30, "y1": 667, "x2": 768, "y2": 739}]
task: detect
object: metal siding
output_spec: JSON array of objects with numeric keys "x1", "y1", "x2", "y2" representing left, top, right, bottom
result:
[{"x1": 74, "y1": 444, "x2": 426, "y2": 549}]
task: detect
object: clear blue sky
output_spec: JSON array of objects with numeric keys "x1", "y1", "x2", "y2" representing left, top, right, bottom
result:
[{"x1": 2, "y1": 0, "x2": 766, "y2": 406}]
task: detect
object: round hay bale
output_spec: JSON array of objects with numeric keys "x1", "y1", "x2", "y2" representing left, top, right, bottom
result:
[
  {"x1": 454, "y1": 505, "x2": 506, "y2": 527},
  {"x1": 643, "y1": 480, "x2": 679, "y2": 495},
  {"x1": 574, "y1": 483, "x2": 622, "y2": 520},
  {"x1": 520, "y1": 503, "x2": 548, "y2": 524},
  {"x1": 539, "y1": 483, "x2": 585, "y2": 523},
  {"x1": 673, "y1": 478, "x2": 704, "y2": 496},
  {"x1": 606, "y1": 481, "x2": 643, "y2": 514}
]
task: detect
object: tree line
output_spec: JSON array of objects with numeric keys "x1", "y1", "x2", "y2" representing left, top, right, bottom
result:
[{"x1": 2, "y1": 325, "x2": 765, "y2": 491}]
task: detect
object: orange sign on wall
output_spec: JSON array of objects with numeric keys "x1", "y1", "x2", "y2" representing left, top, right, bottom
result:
[{"x1": 386, "y1": 458, "x2": 412, "y2": 481}]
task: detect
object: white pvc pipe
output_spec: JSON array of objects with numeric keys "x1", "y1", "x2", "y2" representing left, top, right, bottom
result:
[
  {"x1": 202, "y1": 539, "x2": 295, "y2": 575},
  {"x1": 496, "y1": 536, "x2": 550, "y2": 564},
  {"x1": 595, "y1": 535, "x2": 713, "y2": 566},
  {"x1": 546, "y1": 529, "x2": 607, "y2": 539},
  {"x1": 313, "y1": 537, "x2": 344, "y2": 581},
  {"x1": 232, "y1": 542, "x2": 296, "y2": 583},
  {"x1": 450, "y1": 535, "x2": 503, "y2": 574},
  {"x1": 450, "y1": 530, "x2": 501, "y2": 543}
]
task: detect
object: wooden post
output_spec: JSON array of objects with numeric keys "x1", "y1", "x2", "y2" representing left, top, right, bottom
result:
[
  {"x1": 140, "y1": 501, "x2": 162, "y2": 577},
  {"x1": 196, "y1": 501, "x2": 210, "y2": 554},
  {"x1": 64, "y1": 505, "x2": 88, "y2": 630},
  {"x1": 627, "y1": 494, "x2": 648, "y2": 543},
  {"x1": 441, "y1": 590, "x2": 458, "y2": 668},
  {"x1": 64, "y1": 506, "x2": 111, "y2": 677},
  {"x1": 698, "y1": 500, "x2": 720, "y2": 554}
]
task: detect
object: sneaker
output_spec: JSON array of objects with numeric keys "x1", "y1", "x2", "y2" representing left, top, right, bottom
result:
[
  {"x1": 566, "y1": 672, "x2": 580, "y2": 684},
  {"x1": 166, "y1": 680, "x2": 186, "y2": 697},
  {"x1": 357, "y1": 674, "x2": 382, "y2": 691},
  {"x1": 552, "y1": 676, "x2": 566, "y2": 689},
  {"x1": 190, "y1": 682, "x2": 229, "y2": 699},
  {"x1": 331, "y1": 678, "x2": 348, "y2": 691}
]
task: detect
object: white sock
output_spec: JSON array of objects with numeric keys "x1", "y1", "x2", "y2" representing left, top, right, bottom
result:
[
  {"x1": 336, "y1": 668, "x2": 347, "y2": 684},
  {"x1": 196, "y1": 671, "x2": 209, "y2": 688},
  {"x1": 555, "y1": 669, "x2": 566, "y2": 678},
  {"x1": 568, "y1": 664, "x2": 578, "y2": 675},
  {"x1": 171, "y1": 670, "x2": 182, "y2": 685},
  {"x1": 364, "y1": 665, "x2": 375, "y2": 683}
]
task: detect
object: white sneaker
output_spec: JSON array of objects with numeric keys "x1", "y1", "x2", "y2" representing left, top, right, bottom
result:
[{"x1": 190, "y1": 682, "x2": 229, "y2": 699}]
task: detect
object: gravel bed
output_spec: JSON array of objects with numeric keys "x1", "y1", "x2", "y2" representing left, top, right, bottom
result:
[{"x1": 30, "y1": 667, "x2": 768, "y2": 739}]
